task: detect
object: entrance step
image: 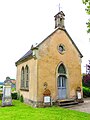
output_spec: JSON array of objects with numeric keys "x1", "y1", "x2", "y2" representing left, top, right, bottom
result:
[{"x1": 56, "y1": 99, "x2": 78, "y2": 108}]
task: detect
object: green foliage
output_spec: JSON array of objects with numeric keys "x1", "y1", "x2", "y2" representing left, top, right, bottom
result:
[
  {"x1": 82, "y1": 61, "x2": 90, "y2": 94},
  {"x1": 11, "y1": 92, "x2": 17, "y2": 100},
  {"x1": 83, "y1": 86, "x2": 90, "y2": 97},
  {"x1": 0, "y1": 93, "x2": 2, "y2": 100},
  {"x1": 0, "y1": 85, "x2": 3, "y2": 92},
  {"x1": 11, "y1": 87, "x2": 16, "y2": 92},
  {"x1": 87, "y1": 19, "x2": 90, "y2": 33},
  {"x1": 0, "y1": 85, "x2": 3, "y2": 88},
  {"x1": 20, "y1": 95, "x2": 24, "y2": 103},
  {"x1": 82, "y1": 0, "x2": 90, "y2": 14},
  {"x1": 17, "y1": 91, "x2": 20, "y2": 100},
  {"x1": 82, "y1": 0, "x2": 90, "y2": 33},
  {"x1": 0, "y1": 100, "x2": 89, "y2": 120}
]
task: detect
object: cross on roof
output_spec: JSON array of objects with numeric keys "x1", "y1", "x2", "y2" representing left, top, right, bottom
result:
[
  {"x1": 58, "y1": 3, "x2": 62, "y2": 12},
  {"x1": 59, "y1": 3, "x2": 61, "y2": 12}
]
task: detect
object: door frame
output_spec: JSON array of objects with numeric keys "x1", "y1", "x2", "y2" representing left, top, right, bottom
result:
[{"x1": 56, "y1": 63, "x2": 69, "y2": 100}]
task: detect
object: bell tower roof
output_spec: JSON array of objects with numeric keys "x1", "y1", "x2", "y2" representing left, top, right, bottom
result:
[{"x1": 54, "y1": 11, "x2": 65, "y2": 29}]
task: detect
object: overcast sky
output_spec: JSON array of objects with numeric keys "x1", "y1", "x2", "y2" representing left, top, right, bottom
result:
[{"x1": 0, "y1": 0, "x2": 90, "y2": 82}]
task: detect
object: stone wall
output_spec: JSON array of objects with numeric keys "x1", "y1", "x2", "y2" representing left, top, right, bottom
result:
[
  {"x1": 37, "y1": 29, "x2": 82, "y2": 102},
  {"x1": 16, "y1": 58, "x2": 38, "y2": 102}
]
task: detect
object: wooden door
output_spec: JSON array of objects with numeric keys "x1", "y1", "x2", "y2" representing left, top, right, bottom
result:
[{"x1": 57, "y1": 75, "x2": 66, "y2": 99}]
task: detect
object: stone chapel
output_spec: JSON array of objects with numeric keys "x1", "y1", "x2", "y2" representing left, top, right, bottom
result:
[{"x1": 15, "y1": 10, "x2": 83, "y2": 107}]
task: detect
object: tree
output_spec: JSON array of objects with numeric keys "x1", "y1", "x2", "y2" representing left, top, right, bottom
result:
[
  {"x1": 82, "y1": 0, "x2": 90, "y2": 33},
  {"x1": 83, "y1": 74, "x2": 90, "y2": 87},
  {"x1": 82, "y1": 60, "x2": 90, "y2": 87}
]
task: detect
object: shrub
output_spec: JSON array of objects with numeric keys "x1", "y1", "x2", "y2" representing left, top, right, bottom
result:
[
  {"x1": 0, "y1": 86, "x2": 3, "y2": 88},
  {"x1": 11, "y1": 92, "x2": 17, "y2": 100},
  {"x1": 17, "y1": 91, "x2": 20, "y2": 100},
  {"x1": 0, "y1": 93, "x2": 2, "y2": 100},
  {"x1": 11, "y1": 88, "x2": 16, "y2": 92},
  {"x1": 0, "y1": 90, "x2": 2, "y2": 92},
  {"x1": 20, "y1": 95, "x2": 24, "y2": 103},
  {"x1": 83, "y1": 86, "x2": 90, "y2": 97}
]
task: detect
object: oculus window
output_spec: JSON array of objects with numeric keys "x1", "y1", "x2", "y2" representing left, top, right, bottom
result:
[{"x1": 58, "y1": 44, "x2": 65, "y2": 54}]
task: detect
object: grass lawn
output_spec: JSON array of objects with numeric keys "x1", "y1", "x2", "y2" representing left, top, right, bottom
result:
[{"x1": 0, "y1": 100, "x2": 90, "y2": 120}]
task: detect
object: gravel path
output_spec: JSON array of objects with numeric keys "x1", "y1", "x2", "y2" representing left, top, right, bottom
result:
[{"x1": 69, "y1": 98, "x2": 90, "y2": 113}]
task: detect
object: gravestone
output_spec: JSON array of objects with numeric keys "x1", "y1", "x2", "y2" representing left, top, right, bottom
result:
[
  {"x1": 76, "y1": 87, "x2": 83, "y2": 103},
  {"x1": 43, "y1": 89, "x2": 51, "y2": 107},
  {"x1": 2, "y1": 80, "x2": 12, "y2": 106}
]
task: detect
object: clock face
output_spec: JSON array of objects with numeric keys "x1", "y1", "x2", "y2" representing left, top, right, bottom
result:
[{"x1": 58, "y1": 44, "x2": 65, "y2": 54}]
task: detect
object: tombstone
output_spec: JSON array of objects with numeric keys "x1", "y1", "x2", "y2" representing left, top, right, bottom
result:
[
  {"x1": 2, "y1": 80, "x2": 12, "y2": 106},
  {"x1": 43, "y1": 89, "x2": 51, "y2": 107},
  {"x1": 76, "y1": 87, "x2": 83, "y2": 103}
]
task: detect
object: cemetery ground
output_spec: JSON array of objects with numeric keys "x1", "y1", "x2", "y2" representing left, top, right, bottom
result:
[{"x1": 0, "y1": 100, "x2": 90, "y2": 120}]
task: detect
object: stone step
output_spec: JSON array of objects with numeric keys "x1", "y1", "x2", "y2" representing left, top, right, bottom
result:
[
  {"x1": 56, "y1": 99, "x2": 78, "y2": 107},
  {"x1": 60, "y1": 101, "x2": 78, "y2": 107},
  {"x1": 58, "y1": 99, "x2": 75, "y2": 103}
]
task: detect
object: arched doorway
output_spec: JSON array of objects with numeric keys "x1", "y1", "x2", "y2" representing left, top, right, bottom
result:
[{"x1": 57, "y1": 64, "x2": 67, "y2": 99}]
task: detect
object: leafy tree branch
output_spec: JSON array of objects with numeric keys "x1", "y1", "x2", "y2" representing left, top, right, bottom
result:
[{"x1": 82, "y1": 0, "x2": 90, "y2": 33}]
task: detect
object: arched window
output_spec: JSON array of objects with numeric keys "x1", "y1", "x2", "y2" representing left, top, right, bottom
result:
[
  {"x1": 25, "y1": 65, "x2": 29, "y2": 89},
  {"x1": 58, "y1": 64, "x2": 66, "y2": 74},
  {"x1": 21, "y1": 67, "x2": 24, "y2": 88}
]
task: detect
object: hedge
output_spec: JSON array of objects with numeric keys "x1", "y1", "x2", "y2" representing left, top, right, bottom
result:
[
  {"x1": 83, "y1": 86, "x2": 90, "y2": 97},
  {"x1": 0, "y1": 93, "x2": 2, "y2": 100},
  {"x1": 11, "y1": 92, "x2": 18, "y2": 100}
]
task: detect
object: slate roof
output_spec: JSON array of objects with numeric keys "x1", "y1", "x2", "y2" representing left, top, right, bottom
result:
[
  {"x1": 15, "y1": 50, "x2": 33, "y2": 65},
  {"x1": 15, "y1": 28, "x2": 83, "y2": 65}
]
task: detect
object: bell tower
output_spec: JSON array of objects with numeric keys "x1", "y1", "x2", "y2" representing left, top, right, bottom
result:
[{"x1": 54, "y1": 9, "x2": 65, "y2": 29}]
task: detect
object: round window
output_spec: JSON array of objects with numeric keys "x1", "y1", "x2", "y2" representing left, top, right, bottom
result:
[{"x1": 58, "y1": 44, "x2": 65, "y2": 54}]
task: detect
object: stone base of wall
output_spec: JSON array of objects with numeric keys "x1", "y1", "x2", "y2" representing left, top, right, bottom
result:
[
  {"x1": 24, "y1": 97, "x2": 83, "y2": 107},
  {"x1": 24, "y1": 98, "x2": 56, "y2": 107},
  {"x1": 24, "y1": 98, "x2": 44, "y2": 107}
]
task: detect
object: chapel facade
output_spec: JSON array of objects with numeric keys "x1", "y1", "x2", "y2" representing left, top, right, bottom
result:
[{"x1": 15, "y1": 10, "x2": 83, "y2": 107}]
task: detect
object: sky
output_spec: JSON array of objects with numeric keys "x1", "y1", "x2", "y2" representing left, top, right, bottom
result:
[{"x1": 0, "y1": 0, "x2": 90, "y2": 82}]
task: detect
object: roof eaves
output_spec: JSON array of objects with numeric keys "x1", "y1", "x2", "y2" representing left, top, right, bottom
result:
[
  {"x1": 64, "y1": 29, "x2": 83, "y2": 58},
  {"x1": 15, "y1": 50, "x2": 33, "y2": 65}
]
